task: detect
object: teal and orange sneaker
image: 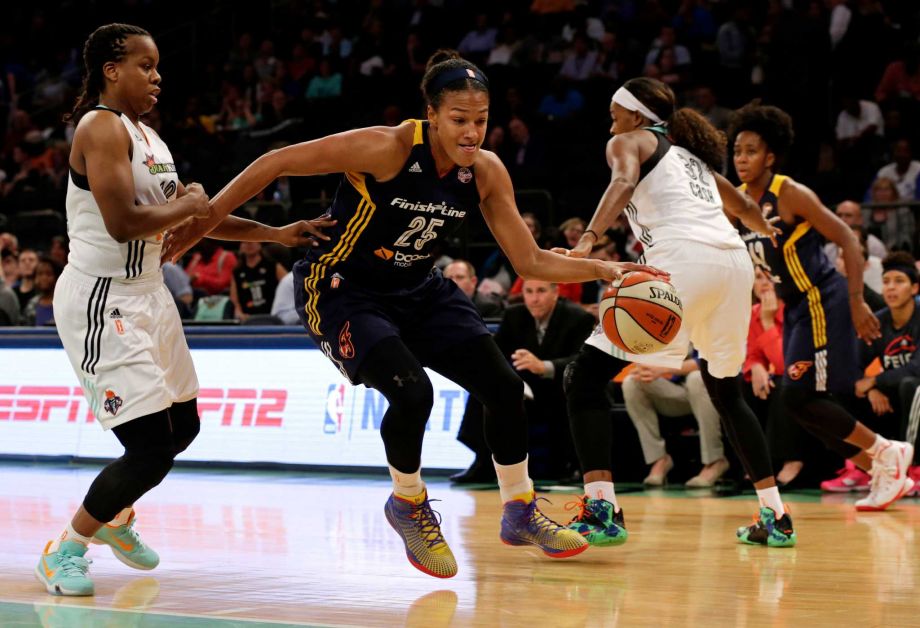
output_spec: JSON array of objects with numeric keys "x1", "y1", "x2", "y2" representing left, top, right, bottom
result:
[
  {"x1": 92, "y1": 509, "x2": 159, "y2": 570},
  {"x1": 565, "y1": 496, "x2": 628, "y2": 547},
  {"x1": 737, "y1": 507, "x2": 796, "y2": 547},
  {"x1": 34, "y1": 540, "x2": 94, "y2": 596},
  {"x1": 385, "y1": 490, "x2": 458, "y2": 578},
  {"x1": 500, "y1": 492, "x2": 589, "y2": 558}
]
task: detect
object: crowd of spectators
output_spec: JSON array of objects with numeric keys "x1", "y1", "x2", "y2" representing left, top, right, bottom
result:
[{"x1": 2, "y1": 1, "x2": 920, "y2": 487}]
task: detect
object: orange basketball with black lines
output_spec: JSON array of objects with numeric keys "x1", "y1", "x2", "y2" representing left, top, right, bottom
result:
[{"x1": 600, "y1": 271, "x2": 682, "y2": 354}]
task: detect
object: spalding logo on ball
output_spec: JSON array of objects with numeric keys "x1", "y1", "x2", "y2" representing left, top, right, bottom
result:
[{"x1": 600, "y1": 271, "x2": 683, "y2": 354}]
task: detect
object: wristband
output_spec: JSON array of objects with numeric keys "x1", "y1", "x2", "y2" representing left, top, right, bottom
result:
[{"x1": 583, "y1": 229, "x2": 599, "y2": 241}]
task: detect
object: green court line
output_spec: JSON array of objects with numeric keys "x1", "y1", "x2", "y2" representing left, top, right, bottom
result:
[{"x1": 1, "y1": 600, "x2": 333, "y2": 628}]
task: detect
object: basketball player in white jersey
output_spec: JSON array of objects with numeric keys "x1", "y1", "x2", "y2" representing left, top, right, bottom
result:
[
  {"x1": 37, "y1": 24, "x2": 331, "y2": 597},
  {"x1": 560, "y1": 78, "x2": 797, "y2": 548}
]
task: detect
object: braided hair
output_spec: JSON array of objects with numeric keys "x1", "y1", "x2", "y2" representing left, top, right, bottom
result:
[{"x1": 65, "y1": 23, "x2": 151, "y2": 123}]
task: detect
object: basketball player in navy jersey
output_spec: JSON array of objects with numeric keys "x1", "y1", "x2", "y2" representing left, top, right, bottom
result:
[
  {"x1": 162, "y1": 50, "x2": 664, "y2": 578},
  {"x1": 558, "y1": 77, "x2": 797, "y2": 548},
  {"x1": 38, "y1": 24, "x2": 329, "y2": 597},
  {"x1": 730, "y1": 103, "x2": 914, "y2": 511}
]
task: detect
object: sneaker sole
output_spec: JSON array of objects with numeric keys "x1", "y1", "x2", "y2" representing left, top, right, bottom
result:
[
  {"x1": 34, "y1": 566, "x2": 94, "y2": 596},
  {"x1": 856, "y1": 478, "x2": 915, "y2": 512},
  {"x1": 500, "y1": 536, "x2": 589, "y2": 558},
  {"x1": 384, "y1": 509, "x2": 457, "y2": 579}
]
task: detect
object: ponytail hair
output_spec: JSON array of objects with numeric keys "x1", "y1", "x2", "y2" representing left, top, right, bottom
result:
[
  {"x1": 421, "y1": 49, "x2": 489, "y2": 109},
  {"x1": 621, "y1": 77, "x2": 725, "y2": 171},
  {"x1": 65, "y1": 23, "x2": 151, "y2": 123}
]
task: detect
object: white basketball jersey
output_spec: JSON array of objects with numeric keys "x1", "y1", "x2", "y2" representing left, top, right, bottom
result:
[
  {"x1": 625, "y1": 131, "x2": 744, "y2": 256},
  {"x1": 66, "y1": 108, "x2": 178, "y2": 281}
]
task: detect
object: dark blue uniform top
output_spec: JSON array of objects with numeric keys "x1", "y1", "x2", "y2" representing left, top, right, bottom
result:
[
  {"x1": 299, "y1": 120, "x2": 479, "y2": 294},
  {"x1": 738, "y1": 174, "x2": 837, "y2": 305}
]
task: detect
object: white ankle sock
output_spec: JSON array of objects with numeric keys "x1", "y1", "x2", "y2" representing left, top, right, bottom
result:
[
  {"x1": 49, "y1": 523, "x2": 93, "y2": 553},
  {"x1": 109, "y1": 507, "x2": 133, "y2": 526},
  {"x1": 389, "y1": 465, "x2": 424, "y2": 499},
  {"x1": 866, "y1": 434, "x2": 891, "y2": 458},
  {"x1": 756, "y1": 487, "x2": 785, "y2": 517},
  {"x1": 493, "y1": 456, "x2": 533, "y2": 502},
  {"x1": 584, "y1": 481, "x2": 619, "y2": 511}
]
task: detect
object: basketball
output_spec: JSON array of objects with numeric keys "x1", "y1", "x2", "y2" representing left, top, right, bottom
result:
[{"x1": 599, "y1": 271, "x2": 683, "y2": 354}]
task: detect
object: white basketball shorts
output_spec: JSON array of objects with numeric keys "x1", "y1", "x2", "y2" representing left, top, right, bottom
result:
[
  {"x1": 586, "y1": 240, "x2": 754, "y2": 378},
  {"x1": 54, "y1": 264, "x2": 199, "y2": 430}
]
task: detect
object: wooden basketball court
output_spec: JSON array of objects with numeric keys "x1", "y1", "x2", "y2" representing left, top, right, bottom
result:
[{"x1": 0, "y1": 463, "x2": 916, "y2": 627}]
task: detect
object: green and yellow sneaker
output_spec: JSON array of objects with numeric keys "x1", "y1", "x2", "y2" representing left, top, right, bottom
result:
[
  {"x1": 565, "y1": 496, "x2": 628, "y2": 547},
  {"x1": 737, "y1": 506, "x2": 796, "y2": 547}
]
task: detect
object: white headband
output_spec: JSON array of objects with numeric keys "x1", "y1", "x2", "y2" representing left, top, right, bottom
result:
[{"x1": 611, "y1": 87, "x2": 663, "y2": 124}]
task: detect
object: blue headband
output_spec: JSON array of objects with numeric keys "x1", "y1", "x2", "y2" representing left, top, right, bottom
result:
[{"x1": 428, "y1": 66, "x2": 489, "y2": 96}]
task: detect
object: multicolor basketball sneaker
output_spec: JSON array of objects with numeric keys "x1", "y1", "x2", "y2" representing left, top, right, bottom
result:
[
  {"x1": 565, "y1": 496, "x2": 628, "y2": 546},
  {"x1": 385, "y1": 490, "x2": 457, "y2": 578},
  {"x1": 35, "y1": 540, "x2": 94, "y2": 596},
  {"x1": 737, "y1": 506, "x2": 796, "y2": 547},
  {"x1": 500, "y1": 492, "x2": 589, "y2": 557},
  {"x1": 92, "y1": 509, "x2": 159, "y2": 570}
]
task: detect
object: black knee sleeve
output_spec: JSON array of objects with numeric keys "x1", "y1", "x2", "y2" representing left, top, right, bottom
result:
[
  {"x1": 699, "y1": 361, "x2": 774, "y2": 483},
  {"x1": 169, "y1": 398, "x2": 201, "y2": 454},
  {"x1": 83, "y1": 449, "x2": 174, "y2": 522},
  {"x1": 358, "y1": 337, "x2": 434, "y2": 473}
]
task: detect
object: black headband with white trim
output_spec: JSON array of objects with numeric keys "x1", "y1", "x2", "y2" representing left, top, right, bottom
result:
[{"x1": 428, "y1": 66, "x2": 489, "y2": 96}]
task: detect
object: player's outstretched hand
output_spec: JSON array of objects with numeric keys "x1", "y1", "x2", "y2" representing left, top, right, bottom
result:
[
  {"x1": 274, "y1": 216, "x2": 337, "y2": 248},
  {"x1": 598, "y1": 261, "x2": 670, "y2": 281},
  {"x1": 160, "y1": 217, "x2": 209, "y2": 264},
  {"x1": 759, "y1": 216, "x2": 783, "y2": 248},
  {"x1": 851, "y1": 300, "x2": 881, "y2": 343}
]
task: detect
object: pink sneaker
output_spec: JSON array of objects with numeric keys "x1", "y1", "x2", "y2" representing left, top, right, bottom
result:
[
  {"x1": 820, "y1": 460, "x2": 870, "y2": 493},
  {"x1": 907, "y1": 466, "x2": 920, "y2": 497}
]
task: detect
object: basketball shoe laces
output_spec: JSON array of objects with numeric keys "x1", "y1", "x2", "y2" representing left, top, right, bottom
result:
[
  {"x1": 522, "y1": 497, "x2": 566, "y2": 535},
  {"x1": 868, "y1": 463, "x2": 898, "y2": 494},
  {"x1": 564, "y1": 496, "x2": 592, "y2": 525},
  {"x1": 55, "y1": 552, "x2": 92, "y2": 577},
  {"x1": 409, "y1": 498, "x2": 446, "y2": 549},
  {"x1": 119, "y1": 518, "x2": 144, "y2": 547}
]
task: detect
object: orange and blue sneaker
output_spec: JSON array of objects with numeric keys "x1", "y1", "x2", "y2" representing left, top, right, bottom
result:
[
  {"x1": 737, "y1": 506, "x2": 796, "y2": 547},
  {"x1": 384, "y1": 490, "x2": 457, "y2": 578},
  {"x1": 92, "y1": 509, "x2": 159, "y2": 570},
  {"x1": 35, "y1": 540, "x2": 94, "y2": 596},
  {"x1": 565, "y1": 496, "x2": 628, "y2": 547},
  {"x1": 500, "y1": 492, "x2": 589, "y2": 558}
]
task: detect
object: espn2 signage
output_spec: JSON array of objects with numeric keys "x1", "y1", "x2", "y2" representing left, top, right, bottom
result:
[{"x1": 0, "y1": 348, "x2": 473, "y2": 469}]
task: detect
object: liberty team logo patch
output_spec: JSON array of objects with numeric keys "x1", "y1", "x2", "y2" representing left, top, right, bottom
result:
[
  {"x1": 457, "y1": 167, "x2": 472, "y2": 183},
  {"x1": 103, "y1": 389, "x2": 124, "y2": 415},
  {"x1": 787, "y1": 361, "x2": 813, "y2": 381}
]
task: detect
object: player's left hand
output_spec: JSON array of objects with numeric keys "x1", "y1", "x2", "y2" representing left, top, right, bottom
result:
[
  {"x1": 274, "y1": 217, "x2": 337, "y2": 248},
  {"x1": 851, "y1": 300, "x2": 881, "y2": 343},
  {"x1": 512, "y1": 349, "x2": 545, "y2": 375},
  {"x1": 160, "y1": 217, "x2": 210, "y2": 264}
]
